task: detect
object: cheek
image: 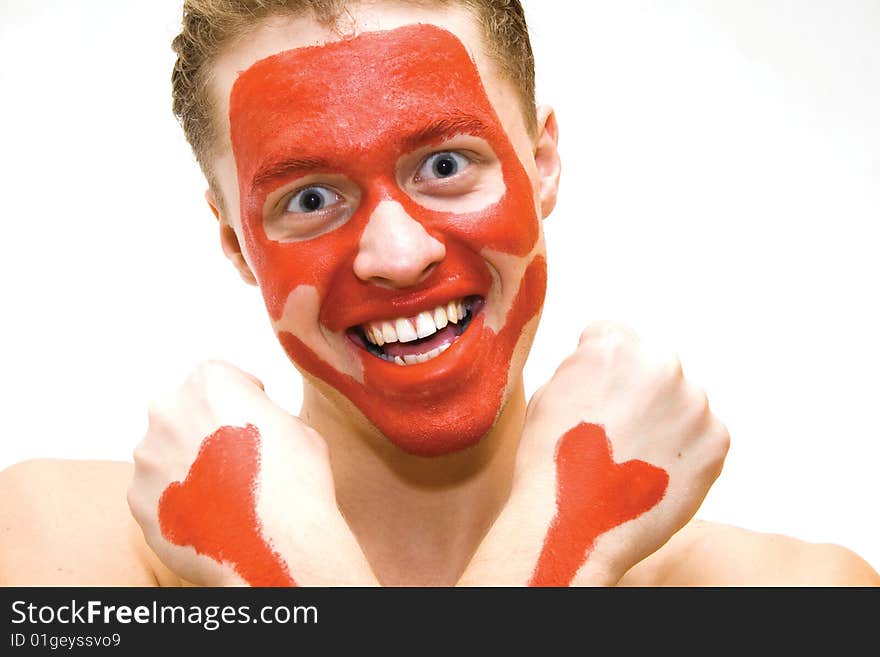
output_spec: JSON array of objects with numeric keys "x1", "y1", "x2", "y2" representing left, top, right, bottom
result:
[
  {"x1": 273, "y1": 284, "x2": 365, "y2": 383},
  {"x1": 245, "y1": 222, "x2": 363, "y2": 323},
  {"x1": 481, "y1": 241, "x2": 545, "y2": 335},
  {"x1": 413, "y1": 153, "x2": 540, "y2": 259}
]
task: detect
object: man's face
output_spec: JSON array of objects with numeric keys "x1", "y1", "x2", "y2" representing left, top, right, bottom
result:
[{"x1": 210, "y1": 6, "x2": 555, "y2": 456}]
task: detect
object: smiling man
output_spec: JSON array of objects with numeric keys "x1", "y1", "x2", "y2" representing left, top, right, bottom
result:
[
  {"x1": 228, "y1": 22, "x2": 547, "y2": 458},
  {"x1": 1, "y1": 0, "x2": 878, "y2": 588}
]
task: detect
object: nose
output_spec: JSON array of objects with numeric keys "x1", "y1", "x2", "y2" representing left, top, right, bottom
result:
[{"x1": 353, "y1": 200, "x2": 445, "y2": 288}]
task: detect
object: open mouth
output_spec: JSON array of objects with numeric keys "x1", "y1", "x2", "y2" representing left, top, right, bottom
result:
[{"x1": 347, "y1": 296, "x2": 484, "y2": 366}]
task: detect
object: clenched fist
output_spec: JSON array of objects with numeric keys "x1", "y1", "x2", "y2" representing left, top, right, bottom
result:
[
  {"x1": 459, "y1": 322, "x2": 730, "y2": 586},
  {"x1": 127, "y1": 360, "x2": 377, "y2": 586}
]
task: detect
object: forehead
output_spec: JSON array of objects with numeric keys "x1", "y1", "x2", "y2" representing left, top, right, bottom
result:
[
  {"x1": 210, "y1": 4, "x2": 523, "y2": 150},
  {"x1": 229, "y1": 24, "x2": 503, "y2": 176}
]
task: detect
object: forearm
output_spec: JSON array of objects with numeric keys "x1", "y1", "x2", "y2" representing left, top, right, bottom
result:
[{"x1": 457, "y1": 487, "x2": 624, "y2": 587}]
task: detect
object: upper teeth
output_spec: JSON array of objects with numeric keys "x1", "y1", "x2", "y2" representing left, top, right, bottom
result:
[{"x1": 363, "y1": 300, "x2": 467, "y2": 346}]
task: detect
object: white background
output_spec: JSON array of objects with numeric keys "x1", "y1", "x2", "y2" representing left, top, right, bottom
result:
[{"x1": 1, "y1": 1, "x2": 878, "y2": 574}]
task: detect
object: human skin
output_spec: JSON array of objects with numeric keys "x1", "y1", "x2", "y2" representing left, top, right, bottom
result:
[
  {"x1": 130, "y1": 12, "x2": 556, "y2": 585},
  {"x1": 140, "y1": 6, "x2": 723, "y2": 586},
  {"x1": 458, "y1": 323, "x2": 730, "y2": 586},
  {"x1": 202, "y1": 4, "x2": 561, "y2": 584},
  {"x1": 3, "y1": 4, "x2": 878, "y2": 589},
  {"x1": 127, "y1": 361, "x2": 379, "y2": 586},
  {"x1": 123, "y1": 4, "x2": 560, "y2": 586},
  {"x1": 157, "y1": 424, "x2": 298, "y2": 586},
  {"x1": 227, "y1": 24, "x2": 547, "y2": 458}
]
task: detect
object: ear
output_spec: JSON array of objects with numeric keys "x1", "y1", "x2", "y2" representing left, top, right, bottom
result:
[
  {"x1": 205, "y1": 190, "x2": 258, "y2": 286},
  {"x1": 533, "y1": 104, "x2": 561, "y2": 220}
]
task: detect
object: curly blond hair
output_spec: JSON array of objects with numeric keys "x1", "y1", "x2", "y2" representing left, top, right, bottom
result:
[{"x1": 170, "y1": 0, "x2": 536, "y2": 196}]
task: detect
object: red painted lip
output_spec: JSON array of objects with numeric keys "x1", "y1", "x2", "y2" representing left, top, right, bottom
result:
[
  {"x1": 322, "y1": 270, "x2": 489, "y2": 334},
  {"x1": 354, "y1": 302, "x2": 489, "y2": 396},
  {"x1": 351, "y1": 289, "x2": 485, "y2": 331},
  {"x1": 319, "y1": 245, "x2": 494, "y2": 333}
]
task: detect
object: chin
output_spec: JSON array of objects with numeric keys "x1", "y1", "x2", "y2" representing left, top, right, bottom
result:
[{"x1": 371, "y1": 394, "x2": 505, "y2": 458}]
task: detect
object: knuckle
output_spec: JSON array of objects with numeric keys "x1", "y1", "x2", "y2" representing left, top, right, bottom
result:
[
  {"x1": 699, "y1": 419, "x2": 731, "y2": 475},
  {"x1": 200, "y1": 358, "x2": 229, "y2": 372},
  {"x1": 131, "y1": 435, "x2": 161, "y2": 470},
  {"x1": 577, "y1": 323, "x2": 604, "y2": 346},
  {"x1": 681, "y1": 383, "x2": 710, "y2": 421},
  {"x1": 713, "y1": 420, "x2": 732, "y2": 455},
  {"x1": 547, "y1": 342, "x2": 587, "y2": 383},
  {"x1": 554, "y1": 350, "x2": 583, "y2": 376},
  {"x1": 144, "y1": 404, "x2": 174, "y2": 444},
  {"x1": 188, "y1": 359, "x2": 230, "y2": 387},
  {"x1": 191, "y1": 359, "x2": 222, "y2": 384},
  {"x1": 579, "y1": 320, "x2": 636, "y2": 344},
  {"x1": 132, "y1": 440, "x2": 147, "y2": 465},
  {"x1": 125, "y1": 485, "x2": 137, "y2": 508},
  {"x1": 145, "y1": 398, "x2": 167, "y2": 424},
  {"x1": 653, "y1": 353, "x2": 684, "y2": 388},
  {"x1": 190, "y1": 360, "x2": 243, "y2": 402},
  {"x1": 577, "y1": 321, "x2": 639, "y2": 358},
  {"x1": 691, "y1": 385, "x2": 710, "y2": 410},
  {"x1": 572, "y1": 328, "x2": 626, "y2": 370},
  {"x1": 125, "y1": 486, "x2": 143, "y2": 520},
  {"x1": 189, "y1": 359, "x2": 260, "y2": 396}
]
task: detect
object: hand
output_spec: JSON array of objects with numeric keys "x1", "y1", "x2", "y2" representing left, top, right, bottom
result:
[
  {"x1": 459, "y1": 322, "x2": 730, "y2": 586},
  {"x1": 127, "y1": 359, "x2": 378, "y2": 586}
]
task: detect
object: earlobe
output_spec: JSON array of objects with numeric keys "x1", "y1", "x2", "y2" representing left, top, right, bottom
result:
[
  {"x1": 533, "y1": 105, "x2": 561, "y2": 220},
  {"x1": 205, "y1": 190, "x2": 258, "y2": 287}
]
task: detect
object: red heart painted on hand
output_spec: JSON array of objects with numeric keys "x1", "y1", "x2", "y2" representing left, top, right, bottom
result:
[
  {"x1": 158, "y1": 424, "x2": 296, "y2": 586},
  {"x1": 529, "y1": 422, "x2": 668, "y2": 586}
]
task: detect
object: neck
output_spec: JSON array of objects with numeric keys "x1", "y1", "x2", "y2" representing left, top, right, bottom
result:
[{"x1": 299, "y1": 377, "x2": 527, "y2": 586}]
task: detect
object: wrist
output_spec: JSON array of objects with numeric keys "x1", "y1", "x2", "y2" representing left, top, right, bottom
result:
[{"x1": 567, "y1": 555, "x2": 626, "y2": 587}]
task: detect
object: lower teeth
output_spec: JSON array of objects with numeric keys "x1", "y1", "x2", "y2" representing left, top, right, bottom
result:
[
  {"x1": 367, "y1": 307, "x2": 473, "y2": 365},
  {"x1": 382, "y1": 341, "x2": 454, "y2": 366}
]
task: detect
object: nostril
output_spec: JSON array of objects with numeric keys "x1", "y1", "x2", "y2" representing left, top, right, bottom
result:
[
  {"x1": 422, "y1": 262, "x2": 439, "y2": 279},
  {"x1": 366, "y1": 260, "x2": 438, "y2": 289}
]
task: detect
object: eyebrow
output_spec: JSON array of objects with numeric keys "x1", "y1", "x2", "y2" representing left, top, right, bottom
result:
[
  {"x1": 401, "y1": 114, "x2": 495, "y2": 152},
  {"x1": 249, "y1": 113, "x2": 495, "y2": 187},
  {"x1": 251, "y1": 156, "x2": 330, "y2": 188}
]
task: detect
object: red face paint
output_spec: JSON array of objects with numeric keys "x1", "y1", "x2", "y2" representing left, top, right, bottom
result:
[
  {"x1": 158, "y1": 425, "x2": 297, "y2": 587},
  {"x1": 529, "y1": 423, "x2": 669, "y2": 587},
  {"x1": 229, "y1": 25, "x2": 546, "y2": 456}
]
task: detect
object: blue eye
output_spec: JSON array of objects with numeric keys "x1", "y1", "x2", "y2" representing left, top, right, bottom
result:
[
  {"x1": 285, "y1": 186, "x2": 340, "y2": 213},
  {"x1": 419, "y1": 152, "x2": 469, "y2": 180}
]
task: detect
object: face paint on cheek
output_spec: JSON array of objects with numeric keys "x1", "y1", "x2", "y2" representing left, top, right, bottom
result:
[
  {"x1": 158, "y1": 425, "x2": 297, "y2": 587},
  {"x1": 229, "y1": 25, "x2": 545, "y2": 456},
  {"x1": 528, "y1": 423, "x2": 669, "y2": 587}
]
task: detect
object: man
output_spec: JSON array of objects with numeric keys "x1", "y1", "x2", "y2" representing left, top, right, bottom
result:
[{"x1": 1, "y1": 0, "x2": 877, "y2": 587}]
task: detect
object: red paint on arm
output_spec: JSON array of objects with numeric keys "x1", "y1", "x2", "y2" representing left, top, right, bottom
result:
[
  {"x1": 158, "y1": 424, "x2": 297, "y2": 587},
  {"x1": 529, "y1": 423, "x2": 668, "y2": 587}
]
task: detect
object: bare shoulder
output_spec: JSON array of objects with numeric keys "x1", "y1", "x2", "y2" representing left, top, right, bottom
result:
[
  {"x1": 0, "y1": 459, "x2": 179, "y2": 586},
  {"x1": 619, "y1": 518, "x2": 880, "y2": 587}
]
